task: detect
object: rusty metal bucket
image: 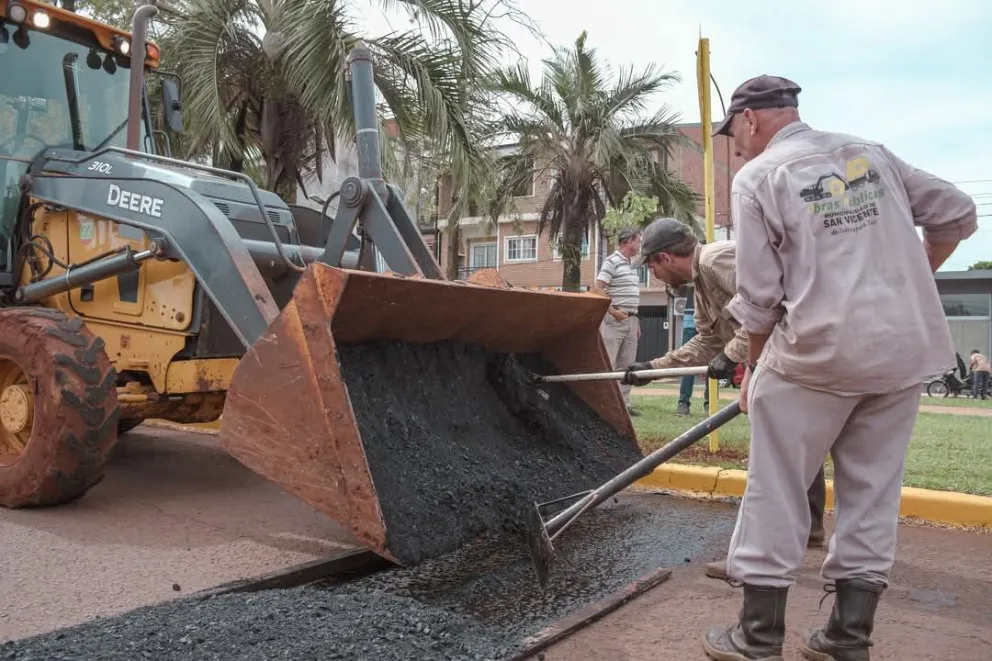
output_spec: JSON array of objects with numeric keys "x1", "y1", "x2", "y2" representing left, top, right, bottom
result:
[{"x1": 218, "y1": 264, "x2": 640, "y2": 566}]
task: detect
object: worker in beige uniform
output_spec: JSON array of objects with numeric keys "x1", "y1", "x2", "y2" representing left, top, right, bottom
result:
[
  {"x1": 621, "y1": 218, "x2": 827, "y2": 582},
  {"x1": 700, "y1": 75, "x2": 977, "y2": 661}
]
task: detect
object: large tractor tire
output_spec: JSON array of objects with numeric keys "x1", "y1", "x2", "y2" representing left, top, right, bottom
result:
[{"x1": 0, "y1": 307, "x2": 120, "y2": 508}]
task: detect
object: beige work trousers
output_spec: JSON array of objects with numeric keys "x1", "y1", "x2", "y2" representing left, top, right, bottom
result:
[
  {"x1": 600, "y1": 314, "x2": 639, "y2": 408},
  {"x1": 726, "y1": 365, "x2": 921, "y2": 589}
]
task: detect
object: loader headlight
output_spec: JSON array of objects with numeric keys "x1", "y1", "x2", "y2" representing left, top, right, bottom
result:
[
  {"x1": 31, "y1": 10, "x2": 49, "y2": 29},
  {"x1": 112, "y1": 35, "x2": 130, "y2": 55},
  {"x1": 6, "y1": 2, "x2": 27, "y2": 23}
]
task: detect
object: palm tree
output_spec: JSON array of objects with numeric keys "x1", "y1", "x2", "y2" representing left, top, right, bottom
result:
[
  {"x1": 484, "y1": 31, "x2": 699, "y2": 292},
  {"x1": 164, "y1": 0, "x2": 538, "y2": 202}
]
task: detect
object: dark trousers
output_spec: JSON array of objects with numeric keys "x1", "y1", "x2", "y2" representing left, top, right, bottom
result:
[
  {"x1": 973, "y1": 371, "x2": 989, "y2": 399},
  {"x1": 678, "y1": 327, "x2": 709, "y2": 408}
]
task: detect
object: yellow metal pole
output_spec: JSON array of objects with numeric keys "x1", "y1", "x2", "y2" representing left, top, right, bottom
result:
[{"x1": 696, "y1": 36, "x2": 720, "y2": 452}]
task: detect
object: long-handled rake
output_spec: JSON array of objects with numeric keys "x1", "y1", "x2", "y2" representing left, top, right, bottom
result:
[
  {"x1": 532, "y1": 365, "x2": 709, "y2": 384},
  {"x1": 526, "y1": 400, "x2": 743, "y2": 587}
]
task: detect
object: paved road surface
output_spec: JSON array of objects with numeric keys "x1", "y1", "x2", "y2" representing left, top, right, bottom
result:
[
  {"x1": 3, "y1": 425, "x2": 990, "y2": 661},
  {"x1": 532, "y1": 509, "x2": 992, "y2": 661},
  {"x1": 0, "y1": 426, "x2": 360, "y2": 642}
]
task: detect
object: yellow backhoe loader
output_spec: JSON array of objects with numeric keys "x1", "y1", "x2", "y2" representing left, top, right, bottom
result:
[{"x1": 0, "y1": 0, "x2": 643, "y2": 567}]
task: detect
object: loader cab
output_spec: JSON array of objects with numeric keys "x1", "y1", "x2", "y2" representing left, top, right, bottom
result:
[{"x1": 0, "y1": 0, "x2": 161, "y2": 260}]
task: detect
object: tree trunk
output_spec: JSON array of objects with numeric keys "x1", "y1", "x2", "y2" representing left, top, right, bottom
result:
[
  {"x1": 559, "y1": 193, "x2": 588, "y2": 293},
  {"x1": 62, "y1": 0, "x2": 76, "y2": 12},
  {"x1": 445, "y1": 220, "x2": 462, "y2": 280}
]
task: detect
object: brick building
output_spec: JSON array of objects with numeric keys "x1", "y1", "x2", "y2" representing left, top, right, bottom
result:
[{"x1": 433, "y1": 123, "x2": 743, "y2": 289}]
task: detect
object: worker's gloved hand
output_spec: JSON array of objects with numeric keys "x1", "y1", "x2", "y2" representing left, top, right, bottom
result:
[
  {"x1": 707, "y1": 352, "x2": 737, "y2": 380},
  {"x1": 622, "y1": 361, "x2": 654, "y2": 386}
]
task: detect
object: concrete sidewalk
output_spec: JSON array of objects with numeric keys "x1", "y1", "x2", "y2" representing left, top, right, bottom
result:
[{"x1": 532, "y1": 512, "x2": 992, "y2": 660}]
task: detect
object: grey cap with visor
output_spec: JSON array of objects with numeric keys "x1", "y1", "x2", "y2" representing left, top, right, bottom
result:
[
  {"x1": 632, "y1": 217, "x2": 694, "y2": 267},
  {"x1": 712, "y1": 74, "x2": 802, "y2": 137}
]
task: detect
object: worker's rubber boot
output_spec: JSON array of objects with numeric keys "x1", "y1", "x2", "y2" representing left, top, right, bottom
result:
[
  {"x1": 799, "y1": 579, "x2": 885, "y2": 661},
  {"x1": 702, "y1": 584, "x2": 788, "y2": 661}
]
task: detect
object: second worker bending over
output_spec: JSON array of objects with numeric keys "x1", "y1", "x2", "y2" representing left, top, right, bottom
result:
[{"x1": 621, "y1": 217, "x2": 827, "y2": 580}]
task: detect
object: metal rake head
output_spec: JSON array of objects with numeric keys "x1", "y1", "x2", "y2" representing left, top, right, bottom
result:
[{"x1": 525, "y1": 501, "x2": 554, "y2": 589}]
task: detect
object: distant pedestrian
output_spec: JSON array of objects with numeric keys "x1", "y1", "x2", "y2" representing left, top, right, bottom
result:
[
  {"x1": 701, "y1": 74, "x2": 977, "y2": 661},
  {"x1": 594, "y1": 228, "x2": 642, "y2": 416},
  {"x1": 970, "y1": 349, "x2": 990, "y2": 400},
  {"x1": 676, "y1": 296, "x2": 709, "y2": 416}
]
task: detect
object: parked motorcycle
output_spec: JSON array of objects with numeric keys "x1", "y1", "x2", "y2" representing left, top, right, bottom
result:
[{"x1": 925, "y1": 352, "x2": 991, "y2": 399}]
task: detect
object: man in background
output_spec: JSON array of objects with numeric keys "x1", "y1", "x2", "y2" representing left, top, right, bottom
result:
[
  {"x1": 594, "y1": 228, "x2": 642, "y2": 415},
  {"x1": 676, "y1": 292, "x2": 709, "y2": 416},
  {"x1": 622, "y1": 217, "x2": 826, "y2": 584},
  {"x1": 970, "y1": 349, "x2": 990, "y2": 399}
]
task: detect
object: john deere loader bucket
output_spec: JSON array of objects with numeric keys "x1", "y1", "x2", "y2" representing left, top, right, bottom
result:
[{"x1": 219, "y1": 264, "x2": 644, "y2": 567}]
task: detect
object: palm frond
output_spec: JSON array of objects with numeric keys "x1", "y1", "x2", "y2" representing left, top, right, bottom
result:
[
  {"x1": 633, "y1": 162, "x2": 702, "y2": 233},
  {"x1": 482, "y1": 30, "x2": 701, "y2": 290},
  {"x1": 485, "y1": 62, "x2": 565, "y2": 132},
  {"x1": 276, "y1": 0, "x2": 355, "y2": 129},
  {"x1": 604, "y1": 64, "x2": 680, "y2": 123},
  {"x1": 170, "y1": 0, "x2": 265, "y2": 166}
]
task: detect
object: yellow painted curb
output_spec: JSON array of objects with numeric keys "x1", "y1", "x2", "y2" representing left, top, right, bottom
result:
[
  {"x1": 898, "y1": 486, "x2": 992, "y2": 528},
  {"x1": 637, "y1": 464, "x2": 992, "y2": 529},
  {"x1": 639, "y1": 464, "x2": 721, "y2": 495}
]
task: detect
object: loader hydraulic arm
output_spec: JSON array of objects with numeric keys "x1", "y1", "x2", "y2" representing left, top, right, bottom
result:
[
  {"x1": 26, "y1": 152, "x2": 281, "y2": 347},
  {"x1": 317, "y1": 44, "x2": 443, "y2": 280}
]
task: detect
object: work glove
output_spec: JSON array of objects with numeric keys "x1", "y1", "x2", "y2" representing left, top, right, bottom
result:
[
  {"x1": 707, "y1": 352, "x2": 737, "y2": 380},
  {"x1": 622, "y1": 361, "x2": 655, "y2": 387}
]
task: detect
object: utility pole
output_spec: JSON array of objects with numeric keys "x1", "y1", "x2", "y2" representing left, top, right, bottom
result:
[{"x1": 697, "y1": 35, "x2": 720, "y2": 453}]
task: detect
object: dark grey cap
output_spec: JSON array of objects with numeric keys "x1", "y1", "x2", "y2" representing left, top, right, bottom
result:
[
  {"x1": 632, "y1": 217, "x2": 693, "y2": 267},
  {"x1": 712, "y1": 75, "x2": 801, "y2": 137}
]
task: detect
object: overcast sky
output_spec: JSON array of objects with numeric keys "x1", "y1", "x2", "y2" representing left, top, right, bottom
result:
[{"x1": 365, "y1": 0, "x2": 991, "y2": 270}]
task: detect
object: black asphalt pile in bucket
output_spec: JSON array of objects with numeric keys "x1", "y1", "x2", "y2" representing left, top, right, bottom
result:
[
  {"x1": 336, "y1": 340, "x2": 643, "y2": 565},
  {"x1": 2, "y1": 495, "x2": 737, "y2": 661}
]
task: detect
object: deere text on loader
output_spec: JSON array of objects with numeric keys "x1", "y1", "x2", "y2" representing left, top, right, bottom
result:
[{"x1": 0, "y1": 0, "x2": 644, "y2": 569}]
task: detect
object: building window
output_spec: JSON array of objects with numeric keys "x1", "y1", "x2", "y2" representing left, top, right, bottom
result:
[
  {"x1": 941, "y1": 293, "x2": 991, "y2": 318},
  {"x1": 637, "y1": 265, "x2": 650, "y2": 287},
  {"x1": 550, "y1": 234, "x2": 590, "y2": 261},
  {"x1": 504, "y1": 235, "x2": 537, "y2": 262},
  {"x1": 470, "y1": 242, "x2": 497, "y2": 269}
]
